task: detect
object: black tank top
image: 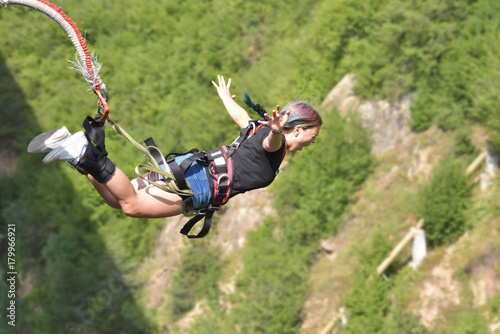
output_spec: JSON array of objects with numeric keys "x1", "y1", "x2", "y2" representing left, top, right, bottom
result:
[{"x1": 229, "y1": 126, "x2": 286, "y2": 198}]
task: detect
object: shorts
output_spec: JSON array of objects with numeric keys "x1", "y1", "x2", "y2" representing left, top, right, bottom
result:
[{"x1": 170, "y1": 153, "x2": 212, "y2": 211}]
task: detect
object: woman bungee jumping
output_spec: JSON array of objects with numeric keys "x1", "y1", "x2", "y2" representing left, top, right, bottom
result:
[
  {"x1": 28, "y1": 75, "x2": 322, "y2": 237},
  {"x1": 0, "y1": 2, "x2": 321, "y2": 237}
]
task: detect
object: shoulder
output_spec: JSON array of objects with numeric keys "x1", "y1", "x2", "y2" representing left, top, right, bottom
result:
[{"x1": 252, "y1": 124, "x2": 274, "y2": 143}]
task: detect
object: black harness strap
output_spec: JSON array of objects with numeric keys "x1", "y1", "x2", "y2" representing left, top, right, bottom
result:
[
  {"x1": 83, "y1": 112, "x2": 106, "y2": 151},
  {"x1": 166, "y1": 150, "x2": 206, "y2": 190},
  {"x1": 144, "y1": 120, "x2": 266, "y2": 239},
  {"x1": 144, "y1": 137, "x2": 164, "y2": 167},
  {"x1": 180, "y1": 210, "x2": 214, "y2": 239},
  {"x1": 179, "y1": 120, "x2": 266, "y2": 238}
]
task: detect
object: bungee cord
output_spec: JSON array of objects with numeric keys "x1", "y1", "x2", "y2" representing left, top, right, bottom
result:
[
  {"x1": 1, "y1": 0, "x2": 194, "y2": 199},
  {"x1": 0, "y1": 0, "x2": 109, "y2": 120}
]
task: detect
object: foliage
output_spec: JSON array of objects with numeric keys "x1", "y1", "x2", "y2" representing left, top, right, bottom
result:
[
  {"x1": 212, "y1": 112, "x2": 374, "y2": 333},
  {"x1": 417, "y1": 157, "x2": 471, "y2": 247},
  {"x1": 186, "y1": 307, "x2": 232, "y2": 334},
  {"x1": 275, "y1": 111, "x2": 373, "y2": 246},
  {"x1": 437, "y1": 268, "x2": 492, "y2": 334},
  {"x1": 168, "y1": 242, "x2": 224, "y2": 320},
  {"x1": 442, "y1": 308, "x2": 490, "y2": 334},
  {"x1": 381, "y1": 268, "x2": 430, "y2": 334},
  {"x1": 488, "y1": 292, "x2": 500, "y2": 321},
  {"x1": 0, "y1": 0, "x2": 325, "y2": 331},
  {"x1": 342, "y1": 232, "x2": 393, "y2": 334},
  {"x1": 310, "y1": 0, "x2": 500, "y2": 139},
  {"x1": 1, "y1": 0, "x2": 499, "y2": 332},
  {"x1": 226, "y1": 219, "x2": 309, "y2": 334},
  {"x1": 453, "y1": 128, "x2": 479, "y2": 159}
]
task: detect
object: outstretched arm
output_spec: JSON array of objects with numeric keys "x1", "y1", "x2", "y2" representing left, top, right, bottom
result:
[{"x1": 212, "y1": 75, "x2": 251, "y2": 129}]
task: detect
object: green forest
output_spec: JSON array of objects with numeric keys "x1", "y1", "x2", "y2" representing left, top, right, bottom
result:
[{"x1": 1, "y1": 0, "x2": 500, "y2": 333}]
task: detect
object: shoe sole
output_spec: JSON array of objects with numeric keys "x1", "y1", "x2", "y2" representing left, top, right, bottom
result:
[
  {"x1": 28, "y1": 126, "x2": 71, "y2": 153},
  {"x1": 42, "y1": 131, "x2": 88, "y2": 164}
]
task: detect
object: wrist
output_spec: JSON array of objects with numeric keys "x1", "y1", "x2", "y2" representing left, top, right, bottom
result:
[{"x1": 272, "y1": 128, "x2": 283, "y2": 134}]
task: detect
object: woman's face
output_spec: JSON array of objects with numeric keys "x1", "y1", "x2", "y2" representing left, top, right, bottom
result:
[{"x1": 285, "y1": 126, "x2": 320, "y2": 152}]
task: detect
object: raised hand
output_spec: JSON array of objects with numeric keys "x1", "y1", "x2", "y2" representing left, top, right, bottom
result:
[
  {"x1": 212, "y1": 75, "x2": 236, "y2": 101},
  {"x1": 212, "y1": 74, "x2": 251, "y2": 128},
  {"x1": 259, "y1": 105, "x2": 290, "y2": 133}
]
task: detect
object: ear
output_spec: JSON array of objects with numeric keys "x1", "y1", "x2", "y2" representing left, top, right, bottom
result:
[{"x1": 293, "y1": 125, "x2": 302, "y2": 136}]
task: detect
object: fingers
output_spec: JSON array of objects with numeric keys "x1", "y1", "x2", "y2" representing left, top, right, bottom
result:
[
  {"x1": 264, "y1": 105, "x2": 282, "y2": 120},
  {"x1": 271, "y1": 105, "x2": 280, "y2": 119},
  {"x1": 218, "y1": 75, "x2": 226, "y2": 87},
  {"x1": 214, "y1": 75, "x2": 232, "y2": 92}
]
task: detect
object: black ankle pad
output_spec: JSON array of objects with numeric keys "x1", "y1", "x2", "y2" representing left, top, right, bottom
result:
[
  {"x1": 91, "y1": 157, "x2": 116, "y2": 183},
  {"x1": 73, "y1": 164, "x2": 88, "y2": 175},
  {"x1": 76, "y1": 142, "x2": 116, "y2": 183}
]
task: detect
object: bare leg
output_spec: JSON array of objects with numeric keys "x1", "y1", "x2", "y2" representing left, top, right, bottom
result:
[
  {"x1": 87, "y1": 172, "x2": 150, "y2": 209},
  {"x1": 88, "y1": 167, "x2": 184, "y2": 218},
  {"x1": 30, "y1": 127, "x2": 183, "y2": 218},
  {"x1": 87, "y1": 174, "x2": 122, "y2": 209}
]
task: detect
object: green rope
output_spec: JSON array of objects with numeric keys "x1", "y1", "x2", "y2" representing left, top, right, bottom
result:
[{"x1": 107, "y1": 118, "x2": 194, "y2": 198}]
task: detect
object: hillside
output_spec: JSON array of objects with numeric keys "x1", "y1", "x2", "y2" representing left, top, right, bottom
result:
[
  {"x1": 1, "y1": 0, "x2": 500, "y2": 333},
  {"x1": 302, "y1": 88, "x2": 500, "y2": 333},
  {"x1": 298, "y1": 76, "x2": 500, "y2": 334},
  {"x1": 132, "y1": 75, "x2": 500, "y2": 334}
]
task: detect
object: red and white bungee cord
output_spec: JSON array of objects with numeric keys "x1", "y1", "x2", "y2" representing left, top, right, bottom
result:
[
  {"x1": 1, "y1": 1, "x2": 187, "y2": 199},
  {"x1": 0, "y1": 0, "x2": 110, "y2": 121}
]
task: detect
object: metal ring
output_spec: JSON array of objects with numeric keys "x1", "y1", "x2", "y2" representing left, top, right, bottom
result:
[{"x1": 217, "y1": 173, "x2": 230, "y2": 186}]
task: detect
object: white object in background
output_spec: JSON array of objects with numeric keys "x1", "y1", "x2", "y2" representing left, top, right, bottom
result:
[
  {"x1": 340, "y1": 307, "x2": 348, "y2": 326},
  {"x1": 410, "y1": 228, "x2": 427, "y2": 269},
  {"x1": 480, "y1": 147, "x2": 499, "y2": 191}
]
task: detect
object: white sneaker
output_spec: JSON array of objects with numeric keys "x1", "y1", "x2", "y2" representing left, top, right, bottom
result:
[
  {"x1": 42, "y1": 131, "x2": 88, "y2": 165},
  {"x1": 28, "y1": 126, "x2": 72, "y2": 153}
]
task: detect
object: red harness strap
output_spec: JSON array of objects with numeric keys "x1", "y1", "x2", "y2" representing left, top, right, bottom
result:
[
  {"x1": 180, "y1": 121, "x2": 286, "y2": 238},
  {"x1": 144, "y1": 121, "x2": 285, "y2": 239},
  {"x1": 208, "y1": 146, "x2": 233, "y2": 207}
]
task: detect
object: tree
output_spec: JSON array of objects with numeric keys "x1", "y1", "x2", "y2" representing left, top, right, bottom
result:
[{"x1": 417, "y1": 157, "x2": 470, "y2": 247}]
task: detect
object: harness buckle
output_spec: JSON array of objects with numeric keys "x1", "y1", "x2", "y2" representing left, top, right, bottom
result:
[
  {"x1": 247, "y1": 121, "x2": 256, "y2": 138},
  {"x1": 208, "y1": 204, "x2": 221, "y2": 211},
  {"x1": 194, "y1": 210, "x2": 208, "y2": 216},
  {"x1": 217, "y1": 173, "x2": 231, "y2": 187}
]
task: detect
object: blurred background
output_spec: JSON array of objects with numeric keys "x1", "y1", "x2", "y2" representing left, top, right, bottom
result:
[{"x1": 0, "y1": 0, "x2": 499, "y2": 333}]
